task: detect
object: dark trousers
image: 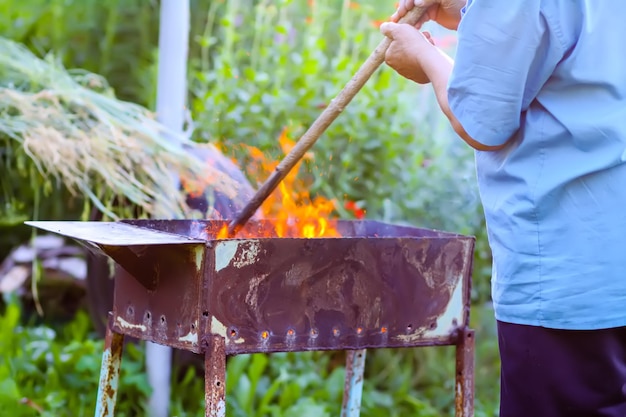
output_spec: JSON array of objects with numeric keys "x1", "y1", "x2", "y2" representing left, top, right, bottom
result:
[{"x1": 497, "y1": 321, "x2": 626, "y2": 417}]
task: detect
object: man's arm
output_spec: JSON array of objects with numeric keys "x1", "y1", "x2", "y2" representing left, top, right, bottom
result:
[{"x1": 380, "y1": 22, "x2": 505, "y2": 151}]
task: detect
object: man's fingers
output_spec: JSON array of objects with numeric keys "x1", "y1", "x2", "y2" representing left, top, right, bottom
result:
[
  {"x1": 380, "y1": 22, "x2": 422, "y2": 40},
  {"x1": 413, "y1": 0, "x2": 441, "y2": 25},
  {"x1": 381, "y1": 22, "x2": 425, "y2": 47},
  {"x1": 401, "y1": 0, "x2": 415, "y2": 14},
  {"x1": 391, "y1": 4, "x2": 406, "y2": 22},
  {"x1": 391, "y1": 0, "x2": 414, "y2": 22},
  {"x1": 379, "y1": 22, "x2": 398, "y2": 39},
  {"x1": 413, "y1": 0, "x2": 438, "y2": 8}
]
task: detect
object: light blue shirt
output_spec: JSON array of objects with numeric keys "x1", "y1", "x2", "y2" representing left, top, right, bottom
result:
[{"x1": 448, "y1": 0, "x2": 626, "y2": 329}]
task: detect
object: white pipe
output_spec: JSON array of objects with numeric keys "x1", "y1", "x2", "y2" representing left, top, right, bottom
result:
[
  {"x1": 147, "y1": 2, "x2": 190, "y2": 417},
  {"x1": 155, "y1": 0, "x2": 190, "y2": 144}
]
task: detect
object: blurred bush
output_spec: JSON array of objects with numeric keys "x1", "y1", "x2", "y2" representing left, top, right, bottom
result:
[
  {"x1": 0, "y1": 298, "x2": 151, "y2": 416},
  {"x1": 0, "y1": 0, "x2": 159, "y2": 107}
]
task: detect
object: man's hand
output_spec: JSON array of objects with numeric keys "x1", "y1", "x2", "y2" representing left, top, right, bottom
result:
[
  {"x1": 391, "y1": 0, "x2": 466, "y2": 30},
  {"x1": 380, "y1": 22, "x2": 436, "y2": 84}
]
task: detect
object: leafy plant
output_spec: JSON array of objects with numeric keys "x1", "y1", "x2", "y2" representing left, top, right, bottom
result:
[
  {"x1": 0, "y1": 297, "x2": 500, "y2": 416},
  {"x1": 0, "y1": 297, "x2": 150, "y2": 416},
  {"x1": 0, "y1": 0, "x2": 159, "y2": 107}
]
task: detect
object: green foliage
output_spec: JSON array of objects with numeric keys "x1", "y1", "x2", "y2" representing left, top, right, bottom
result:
[
  {"x1": 190, "y1": 0, "x2": 468, "y2": 225},
  {"x1": 0, "y1": 0, "x2": 159, "y2": 107},
  {"x1": 0, "y1": 299, "x2": 500, "y2": 416},
  {"x1": 0, "y1": 298, "x2": 150, "y2": 416}
]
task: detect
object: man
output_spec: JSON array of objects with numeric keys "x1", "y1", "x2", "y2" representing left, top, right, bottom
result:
[{"x1": 382, "y1": 1, "x2": 626, "y2": 415}]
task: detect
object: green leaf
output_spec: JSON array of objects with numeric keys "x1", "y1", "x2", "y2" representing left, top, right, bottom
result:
[
  {"x1": 284, "y1": 398, "x2": 330, "y2": 417},
  {"x1": 0, "y1": 378, "x2": 20, "y2": 401}
]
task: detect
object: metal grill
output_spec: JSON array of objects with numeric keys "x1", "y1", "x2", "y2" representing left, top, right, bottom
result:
[{"x1": 27, "y1": 219, "x2": 476, "y2": 417}]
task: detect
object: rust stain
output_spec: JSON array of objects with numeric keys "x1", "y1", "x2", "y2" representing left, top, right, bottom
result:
[
  {"x1": 232, "y1": 240, "x2": 261, "y2": 269},
  {"x1": 205, "y1": 335, "x2": 227, "y2": 417},
  {"x1": 206, "y1": 224, "x2": 474, "y2": 353},
  {"x1": 454, "y1": 327, "x2": 475, "y2": 417},
  {"x1": 244, "y1": 273, "x2": 270, "y2": 322},
  {"x1": 96, "y1": 327, "x2": 124, "y2": 417}
]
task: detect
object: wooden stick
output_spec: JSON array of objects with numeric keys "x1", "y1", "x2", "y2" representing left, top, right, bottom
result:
[{"x1": 228, "y1": 6, "x2": 428, "y2": 236}]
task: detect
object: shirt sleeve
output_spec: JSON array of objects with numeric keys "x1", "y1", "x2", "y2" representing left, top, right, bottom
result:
[{"x1": 448, "y1": 0, "x2": 567, "y2": 147}]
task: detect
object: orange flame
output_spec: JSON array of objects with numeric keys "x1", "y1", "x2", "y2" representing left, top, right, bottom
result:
[{"x1": 216, "y1": 127, "x2": 340, "y2": 239}]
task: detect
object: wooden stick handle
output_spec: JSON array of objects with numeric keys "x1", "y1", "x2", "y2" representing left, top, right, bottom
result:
[{"x1": 228, "y1": 6, "x2": 428, "y2": 236}]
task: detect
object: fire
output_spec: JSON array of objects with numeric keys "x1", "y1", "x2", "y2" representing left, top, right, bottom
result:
[{"x1": 215, "y1": 127, "x2": 341, "y2": 239}]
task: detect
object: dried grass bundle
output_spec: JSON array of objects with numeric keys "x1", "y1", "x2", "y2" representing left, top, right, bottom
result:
[{"x1": 0, "y1": 37, "x2": 242, "y2": 220}]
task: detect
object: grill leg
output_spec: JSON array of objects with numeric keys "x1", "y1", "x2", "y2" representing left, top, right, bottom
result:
[
  {"x1": 204, "y1": 335, "x2": 227, "y2": 417},
  {"x1": 454, "y1": 328, "x2": 475, "y2": 417},
  {"x1": 94, "y1": 322, "x2": 125, "y2": 417},
  {"x1": 341, "y1": 349, "x2": 367, "y2": 417}
]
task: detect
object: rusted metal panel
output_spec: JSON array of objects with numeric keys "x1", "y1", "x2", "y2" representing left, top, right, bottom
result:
[
  {"x1": 26, "y1": 219, "x2": 474, "y2": 355},
  {"x1": 455, "y1": 327, "x2": 475, "y2": 417},
  {"x1": 94, "y1": 323, "x2": 125, "y2": 417},
  {"x1": 207, "y1": 233, "x2": 474, "y2": 354},
  {"x1": 204, "y1": 335, "x2": 227, "y2": 417},
  {"x1": 110, "y1": 243, "x2": 206, "y2": 353},
  {"x1": 341, "y1": 349, "x2": 367, "y2": 417}
]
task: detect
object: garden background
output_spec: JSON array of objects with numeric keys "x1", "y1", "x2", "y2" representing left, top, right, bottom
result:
[{"x1": 0, "y1": 0, "x2": 501, "y2": 415}]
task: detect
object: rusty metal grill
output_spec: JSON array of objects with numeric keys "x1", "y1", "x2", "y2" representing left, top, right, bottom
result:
[{"x1": 27, "y1": 219, "x2": 476, "y2": 417}]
